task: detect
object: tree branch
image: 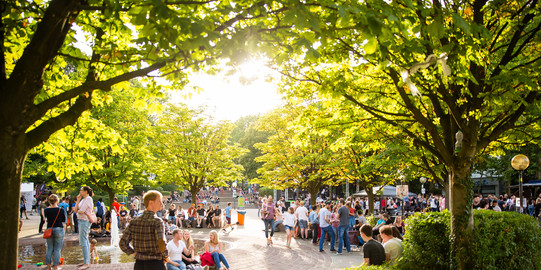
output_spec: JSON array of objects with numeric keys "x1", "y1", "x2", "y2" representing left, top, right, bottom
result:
[
  {"x1": 478, "y1": 91, "x2": 540, "y2": 149},
  {"x1": 492, "y1": 0, "x2": 538, "y2": 78},
  {"x1": 6, "y1": 0, "x2": 79, "y2": 97},
  {"x1": 25, "y1": 94, "x2": 93, "y2": 151},
  {"x1": 32, "y1": 61, "x2": 167, "y2": 123},
  {"x1": 342, "y1": 93, "x2": 445, "y2": 163},
  {"x1": 388, "y1": 68, "x2": 452, "y2": 164}
]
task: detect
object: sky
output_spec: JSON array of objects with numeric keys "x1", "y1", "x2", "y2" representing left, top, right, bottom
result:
[
  {"x1": 170, "y1": 60, "x2": 285, "y2": 122},
  {"x1": 73, "y1": 27, "x2": 283, "y2": 121}
]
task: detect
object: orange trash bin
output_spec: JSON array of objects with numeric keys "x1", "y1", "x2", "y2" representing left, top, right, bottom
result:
[{"x1": 237, "y1": 210, "x2": 246, "y2": 225}]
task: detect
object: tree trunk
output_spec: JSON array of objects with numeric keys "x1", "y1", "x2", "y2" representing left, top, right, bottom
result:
[
  {"x1": 0, "y1": 143, "x2": 27, "y2": 270},
  {"x1": 309, "y1": 189, "x2": 317, "y2": 206},
  {"x1": 191, "y1": 187, "x2": 198, "y2": 206},
  {"x1": 449, "y1": 164, "x2": 474, "y2": 269},
  {"x1": 108, "y1": 191, "x2": 115, "y2": 211}
]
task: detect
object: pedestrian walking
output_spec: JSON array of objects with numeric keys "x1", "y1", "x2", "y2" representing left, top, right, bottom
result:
[
  {"x1": 261, "y1": 196, "x2": 276, "y2": 246},
  {"x1": 20, "y1": 195, "x2": 29, "y2": 219},
  {"x1": 38, "y1": 197, "x2": 47, "y2": 233},
  {"x1": 337, "y1": 199, "x2": 351, "y2": 255},
  {"x1": 283, "y1": 207, "x2": 297, "y2": 248},
  {"x1": 309, "y1": 205, "x2": 320, "y2": 245}
]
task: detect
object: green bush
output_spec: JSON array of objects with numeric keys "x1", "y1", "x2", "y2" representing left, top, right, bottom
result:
[
  {"x1": 399, "y1": 210, "x2": 541, "y2": 270},
  {"x1": 399, "y1": 211, "x2": 450, "y2": 270}
]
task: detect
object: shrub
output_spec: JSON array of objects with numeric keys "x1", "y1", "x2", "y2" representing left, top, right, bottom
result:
[
  {"x1": 399, "y1": 211, "x2": 450, "y2": 270},
  {"x1": 399, "y1": 210, "x2": 541, "y2": 270},
  {"x1": 470, "y1": 211, "x2": 541, "y2": 270}
]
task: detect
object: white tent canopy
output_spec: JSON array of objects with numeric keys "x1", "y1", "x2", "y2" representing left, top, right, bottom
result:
[{"x1": 353, "y1": 185, "x2": 416, "y2": 197}]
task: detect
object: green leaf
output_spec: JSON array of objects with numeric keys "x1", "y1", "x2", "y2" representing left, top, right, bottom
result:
[
  {"x1": 364, "y1": 38, "x2": 377, "y2": 54},
  {"x1": 452, "y1": 13, "x2": 470, "y2": 34},
  {"x1": 427, "y1": 21, "x2": 445, "y2": 39}
]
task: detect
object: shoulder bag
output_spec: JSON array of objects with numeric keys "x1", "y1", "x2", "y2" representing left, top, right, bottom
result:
[{"x1": 43, "y1": 208, "x2": 61, "y2": 239}]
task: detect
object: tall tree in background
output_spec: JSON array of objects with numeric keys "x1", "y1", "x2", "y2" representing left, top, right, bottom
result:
[
  {"x1": 231, "y1": 115, "x2": 271, "y2": 185},
  {"x1": 255, "y1": 104, "x2": 339, "y2": 205},
  {"x1": 152, "y1": 104, "x2": 246, "y2": 204}
]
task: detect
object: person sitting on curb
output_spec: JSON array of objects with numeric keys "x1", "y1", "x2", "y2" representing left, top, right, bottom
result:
[
  {"x1": 187, "y1": 204, "x2": 196, "y2": 228},
  {"x1": 196, "y1": 205, "x2": 206, "y2": 228},
  {"x1": 360, "y1": 224, "x2": 386, "y2": 266},
  {"x1": 379, "y1": 225, "x2": 403, "y2": 266}
]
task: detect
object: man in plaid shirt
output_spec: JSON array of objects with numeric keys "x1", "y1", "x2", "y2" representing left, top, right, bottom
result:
[{"x1": 120, "y1": 190, "x2": 167, "y2": 270}]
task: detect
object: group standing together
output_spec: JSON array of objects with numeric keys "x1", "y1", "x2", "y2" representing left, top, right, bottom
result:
[
  {"x1": 258, "y1": 195, "x2": 404, "y2": 266},
  {"x1": 41, "y1": 186, "x2": 95, "y2": 270}
]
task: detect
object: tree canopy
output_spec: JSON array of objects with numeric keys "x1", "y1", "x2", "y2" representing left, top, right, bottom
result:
[{"x1": 151, "y1": 104, "x2": 247, "y2": 203}]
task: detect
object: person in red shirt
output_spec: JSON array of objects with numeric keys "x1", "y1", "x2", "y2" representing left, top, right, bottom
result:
[
  {"x1": 112, "y1": 198, "x2": 121, "y2": 230},
  {"x1": 348, "y1": 202, "x2": 356, "y2": 230},
  {"x1": 112, "y1": 197, "x2": 121, "y2": 214}
]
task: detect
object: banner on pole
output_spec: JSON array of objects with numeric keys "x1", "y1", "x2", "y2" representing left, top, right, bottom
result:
[{"x1": 238, "y1": 196, "x2": 245, "y2": 208}]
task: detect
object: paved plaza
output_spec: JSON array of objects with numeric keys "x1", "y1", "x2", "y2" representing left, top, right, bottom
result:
[{"x1": 18, "y1": 208, "x2": 364, "y2": 269}]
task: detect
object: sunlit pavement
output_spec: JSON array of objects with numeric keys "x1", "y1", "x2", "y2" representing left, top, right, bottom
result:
[{"x1": 19, "y1": 209, "x2": 364, "y2": 269}]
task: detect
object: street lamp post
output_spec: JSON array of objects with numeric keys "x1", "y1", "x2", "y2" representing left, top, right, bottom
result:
[
  {"x1": 420, "y1": 177, "x2": 427, "y2": 211},
  {"x1": 511, "y1": 154, "x2": 530, "y2": 213}
]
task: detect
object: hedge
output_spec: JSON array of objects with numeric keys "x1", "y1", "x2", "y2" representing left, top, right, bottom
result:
[{"x1": 399, "y1": 210, "x2": 541, "y2": 270}]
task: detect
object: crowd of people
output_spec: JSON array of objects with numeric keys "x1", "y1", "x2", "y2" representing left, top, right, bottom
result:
[
  {"x1": 157, "y1": 202, "x2": 236, "y2": 236},
  {"x1": 37, "y1": 186, "x2": 95, "y2": 270},
  {"x1": 257, "y1": 195, "x2": 405, "y2": 266},
  {"x1": 473, "y1": 193, "x2": 541, "y2": 217},
  {"x1": 30, "y1": 183, "x2": 541, "y2": 270},
  {"x1": 120, "y1": 190, "x2": 229, "y2": 270}
]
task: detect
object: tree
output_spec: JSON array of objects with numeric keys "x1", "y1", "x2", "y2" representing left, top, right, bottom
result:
[
  {"x1": 151, "y1": 104, "x2": 246, "y2": 204},
  {"x1": 255, "y1": 104, "x2": 339, "y2": 205},
  {"x1": 36, "y1": 87, "x2": 157, "y2": 205},
  {"x1": 280, "y1": 68, "x2": 449, "y2": 207},
  {"x1": 258, "y1": 1, "x2": 541, "y2": 267},
  {"x1": 231, "y1": 115, "x2": 271, "y2": 185},
  {"x1": 0, "y1": 0, "x2": 284, "y2": 266}
]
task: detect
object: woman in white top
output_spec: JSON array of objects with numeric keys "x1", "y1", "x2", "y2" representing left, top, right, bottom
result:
[
  {"x1": 166, "y1": 229, "x2": 192, "y2": 270},
  {"x1": 74, "y1": 186, "x2": 94, "y2": 270},
  {"x1": 283, "y1": 207, "x2": 297, "y2": 249},
  {"x1": 204, "y1": 230, "x2": 229, "y2": 270}
]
